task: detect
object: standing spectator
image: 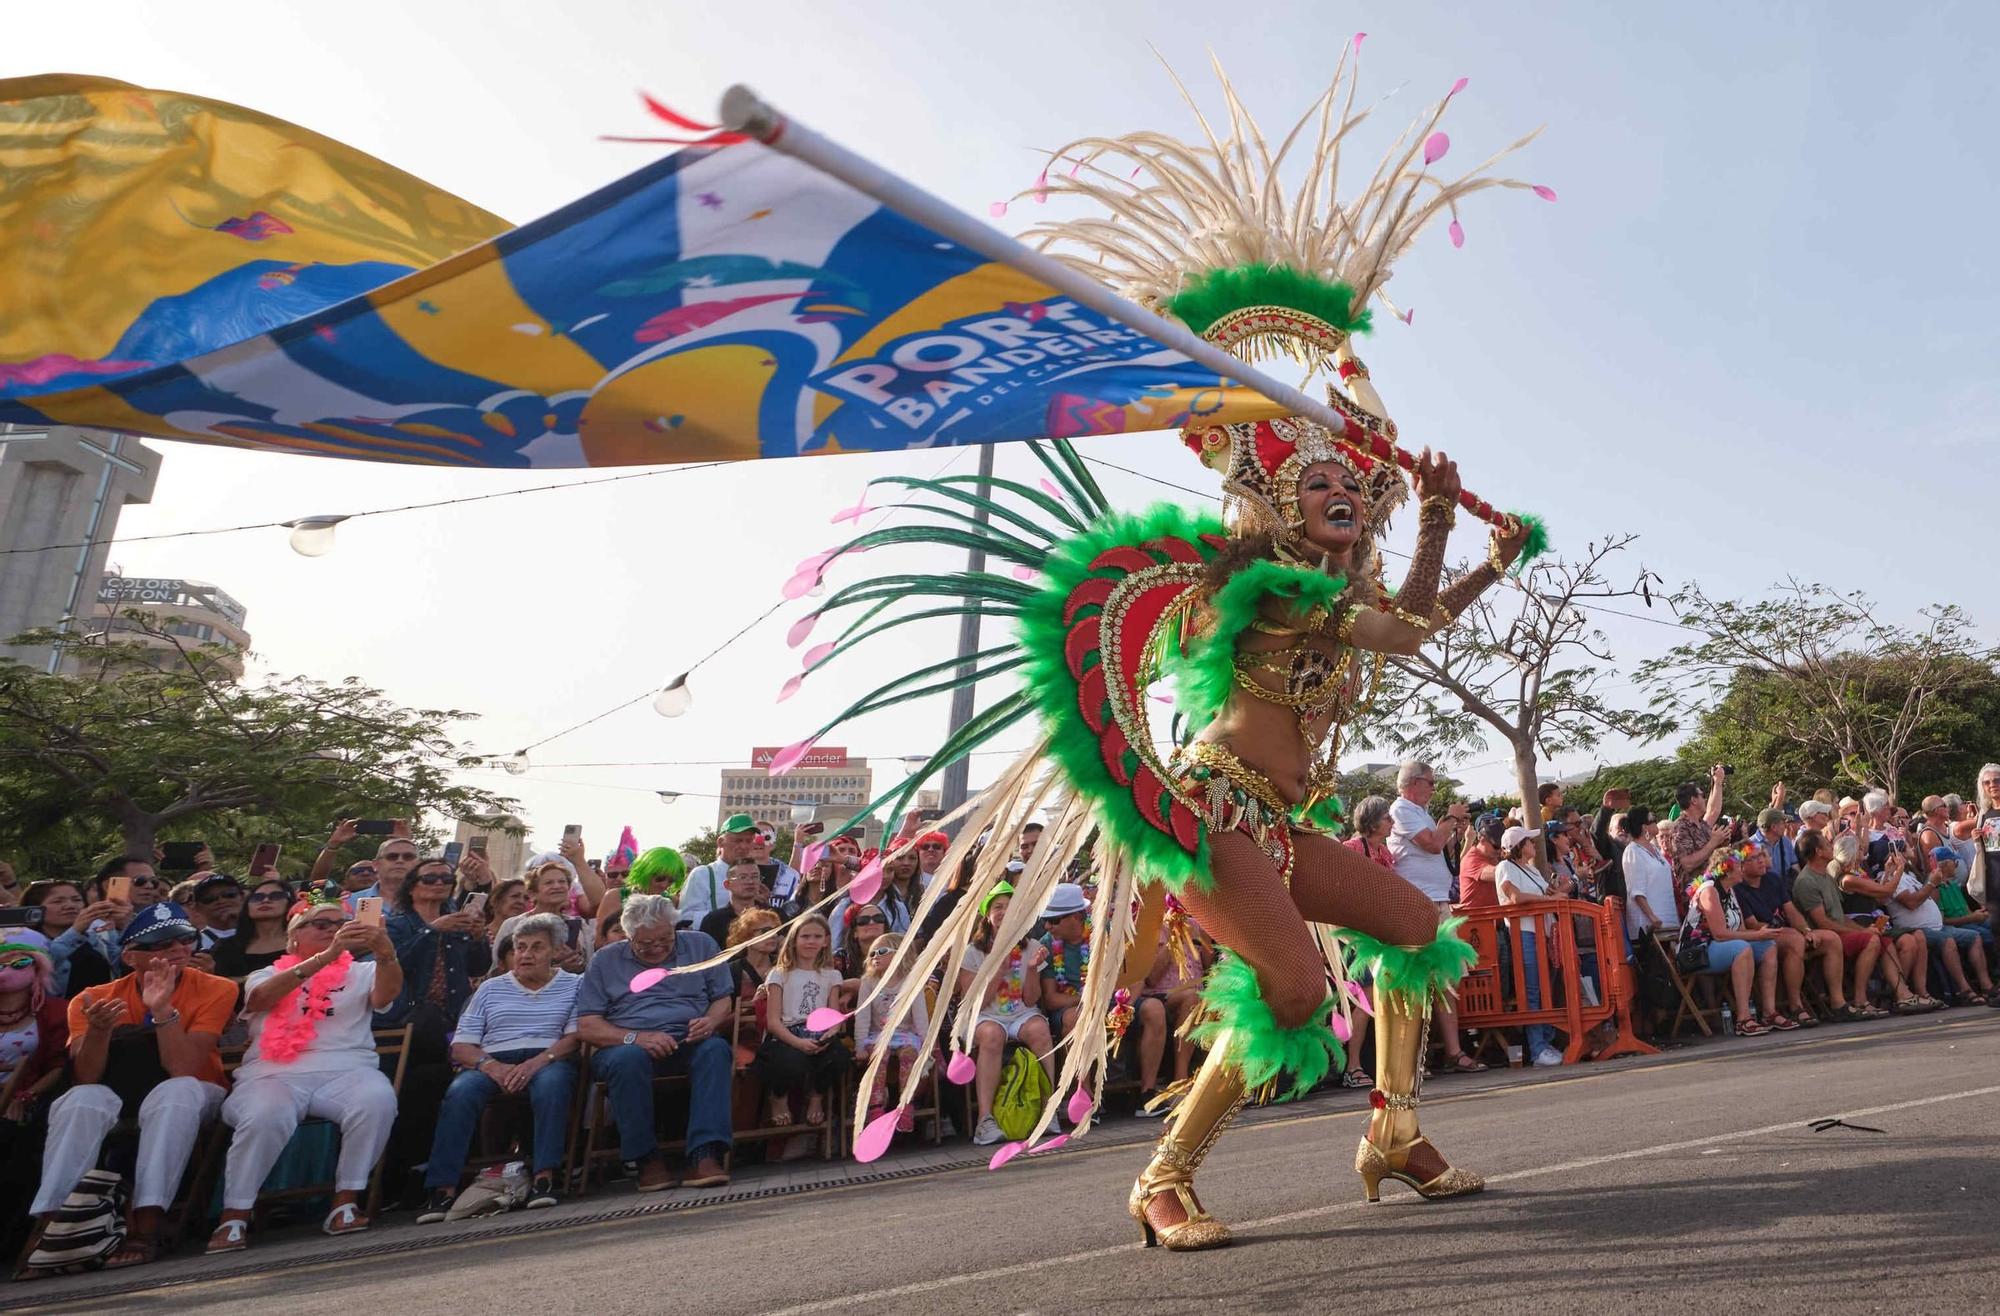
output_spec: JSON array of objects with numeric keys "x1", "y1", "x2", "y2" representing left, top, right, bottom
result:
[
  {"x1": 497, "y1": 855, "x2": 594, "y2": 971},
  {"x1": 961, "y1": 887, "x2": 1057, "y2": 1145},
  {"x1": 0, "y1": 858, "x2": 16, "y2": 906},
  {"x1": 1386, "y1": 761, "x2": 1483, "y2": 1074},
  {"x1": 209, "y1": 897, "x2": 402, "y2": 1251},
  {"x1": 1756, "y1": 808, "x2": 1800, "y2": 884},
  {"x1": 31, "y1": 903, "x2": 236, "y2": 1269},
  {"x1": 1789, "y1": 831, "x2": 1887, "y2": 1018},
  {"x1": 596, "y1": 847, "x2": 686, "y2": 925},
  {"x1": 1344, "y1": 796, "x2": 1398, "y2": 870},
  {"x1": 750, "y1": 826, "x2": 801, "y2": 907},
  {"x1": 876, "y1": 846, "x2": 929, "y2": 932},
  {"x1": 340, "y1": 836, "x2": 420, "y2": 915},
  {"x1": 1973, "y1": 765, "x2": 2000, "y2": 921},
  {"x1": 678, "y1": 816, "x2": 759, "y2": 931},
  {"x1": 574, "y1": 894, "x2": 733, "y2": 1192},
  {"x1": 1888, "y1": 850, "x2": 1994, "y2": 1004},
  {"x1": 1018, "y1": 822, "x2": 1045, "y2": 866},
  {"x1": 784, "y1": 853, "x2": 839, "y2": 921},
  {"x1": 1681, "y1": 855, "x2": 1788, "y2": 1035},
  {"x1": 451, "y1": 850, "x2": 496, "y2": 905},
  {"x1": 212, "y1": 878, "x2": 294, "y2": 982},
  {"x1": 914, "y1": 831, "x2": 951, "y2": 880},
  {"x1": 1664, "y1": 767, "x2": 1734, "y2": 890},
  {"x1": 1496, "y1": 826, "x2": 1577, "y2": 1066},
  {"x1": 187, "y1": 874, "x2": 244, "y2": 954},
  {"x1": 754, "y1": 915, "x2": 849, "y2": 1129},
  {"x1": 339, "y1": 860, "x2": 378, "y2": 896},
  {"x1": 23, "y1": 880, "x2": 112, "y2": 996},
  {"x1": 417, "y1": 913, "x2": 582, "y2": 1220},
  {"x1": 1796, "y1": 799, "x2": 1835, "y2": 846},
  {"x1": 1620, "y1": 808, "x2": 1677, "y2": 940},
  {"x1": 853, "y1": 931, "x2": 928, "y2": 1132},
  {"x1": 1592, "y1": 789, "x2": 1631, "y2": 901},
  {"x1": 699, "y1": 859, "x2": 771, "y2": 948},
  {"x1": 1456, "y1": 818, "x2": 1506, "y2": 909},
  {"x1": 307, "y1": 818, "x2": 402, "y2": 891},
  {"x1": 73, "y1": 858, "x2": 161, "y2": 969}
]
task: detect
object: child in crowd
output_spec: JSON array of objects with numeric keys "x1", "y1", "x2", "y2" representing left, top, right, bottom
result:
[
  {"x1": 756, "y1": 915, "x2": 851, "y2": 1128},
  {"x1": 959, "y1": 887, "x2": 1054, "y2": 1146},
  {"x1": 852, "y1": 932, "x2": 930, "y2": 1132}
]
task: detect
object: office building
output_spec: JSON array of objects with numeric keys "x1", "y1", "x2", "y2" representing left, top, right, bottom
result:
[
  {"x1": 89, "y1": 575, "x2": 252, "y2": 677},
  {"x1": 718, "y1": 746, "x2": 875, "y2": 828}
]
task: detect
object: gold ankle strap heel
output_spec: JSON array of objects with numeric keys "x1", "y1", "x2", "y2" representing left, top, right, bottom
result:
[
  {"x1": 1357, "y1": 990, "x2": 1484, "y2": 1203},
  {"x1": 1128, "y1": 1049, "x2": 1246, "y2": 1250}
]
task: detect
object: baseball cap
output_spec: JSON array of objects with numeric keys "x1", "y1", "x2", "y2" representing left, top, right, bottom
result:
[
  {"x1": 121, "y1": 900, "x2": 197, "y2": 950},
  {"x1": 721, "y1": 813, "x2": 757, "y2": 835},
  {"x1": 1930, "y1": 845, "x2": 1961, "y2": 866},
  {"x1": 1798, "y1": 800, "x2": 1833, "y2": 820},
  {"x1": 1757, "y1": 808, "x2": 1787, "y2": 830},
  {"x1": 1500, "y1": 825, "x2": 1541, "y2": 851},
  {"x1": 980, "y1": 881, "x2": 1016, "y2": 917},
  {"x1": 1040, "y1": 882, "x2": 1089, "y2": 921}
]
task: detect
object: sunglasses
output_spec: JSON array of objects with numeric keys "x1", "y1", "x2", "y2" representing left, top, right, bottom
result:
[
  {"x1": 855, "y1": 914, "x2": 889, "y2": 926},
  {"x1": 130, "y1": 877, "x2": 165, "y2": 889},
  {"x1": 867, "y1": 946, "x2": 895, "y2": 959},
  {"x1": 918, "y1": 843, "x2": 945, "y2": 851},
  {"x1": 347, "y1": 866, "x2": 377, "y2": 877},
  {"x1": 299, "y1": 918, "x2": 346, "y2": 933},
  {"x1": 0, "y1": 956, "x2": 35, "y2": 972},
  {"x1": 380, "y1": 851, "x2": 419, "y2": 862},
  {"x1": 133, "y1": 932, "x2": 197, "y2": 950},
  {"x1": 415, "y1": 873, "x2": 454, "y2": 884},
  {"x1": 248, "y1": 890, "x2": 289, "y2": 903}
]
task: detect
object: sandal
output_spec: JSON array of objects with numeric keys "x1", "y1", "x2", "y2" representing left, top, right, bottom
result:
[
  {"x1": 1857, "y1": 1003, "x2": 1889, "y2": 1019},
  {"x1": 767, "y1": 1105, "x2": 794, "y2": 1128},
  {"x1": 322, "y1": 1203, "x2": 370, "y2": 1236},
  {"x1": 1443, "y1": 1054, "x2": 1487, "y2": 1075},
  {"x1": 1734, "y1": 1018, "x2": 1768, "y2": 1037},
  {"x1": 1341, "y1": 1067, "x2": 1373, "y2": 1089},
  {"x1": 104, "y1": 1235, "x2": 160, "y2": 1269},
  {"x1": 206, "y1": 1219, "x2": 249, "y2": 1254},
  {"x1": 1791, "y1": 1010, "x2": 1820, "y2": 1028},
  {"x1": 1767, "y1": 1014, "x2": 1799, "y2": 1031}
]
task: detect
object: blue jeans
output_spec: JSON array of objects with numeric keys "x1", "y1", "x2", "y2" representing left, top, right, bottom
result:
[
  {"x1": 425, "y1": 1049, "x2": 578, "y2": 1188},
  {"x1": 590, "y1": 1035, "x2": 732, "y2": 1165},
  {"x1": 1520, "y1": 930, "x2": 1553, "y2": 1057}
]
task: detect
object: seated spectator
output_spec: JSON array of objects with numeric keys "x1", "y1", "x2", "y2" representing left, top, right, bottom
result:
[
  {"x1": 187, "y1": 874, "x2": 244, "y2": 957},
  {"x1": 0, "y1": 929, "x2": 67, "y2": 1121},
  {"x1": 1732, "y1": 846, "x2": 1817, "y2": 1028},
  {"x1": 728, "y1": 908, "x2": 783, "y2": 997},
  {"x1": 417, "y1": 913, "x2": 582, "y2": 1221},
  {"x1": 1889, "y1": 850, "x2": 1995, "y2": 1005},
  {"x1": 1037, "y1": 883, "x2": 1092, "y2": 1041},
  {"x1": 1147, "y1": 915, "x2": 1212, "y2": 1095},
  {"x1": 594, "y1": 846, "x2": 685, "y2": 926},
  {"x1": 961, "y1": 885, "x2": 1054, "y2": 1146},
  {"x1": 677, "y1": 816, "x2": 759, "y2": 931},
  {"x1": 1344, "y1": 796, "x2": 1398, "y2": 870},
  {"x1": 699, "y1": 859, "x2": 771, "y2": 948},
  {"x1": 497, "y1": 855, "x2": 593, "y2": 971},
  {"x1": 598, "y1": 906, "x2": 629, "y2": 950},
  {"x1": 853, "y1": 931, "x2": 929, "y2": 1132},
  {"x1": 485, "y1": 877, "x2": 530, "y2": 943},
  {"x1": 1789, "y1": 831, "x2": 1888, "y2": 1019},
  {"x1": 1495, "y1": 826, "x2": 1576, "y2": 1066},
  {"x1": 1928, "y1": 849, "x2": 1998, "y2": 990},
  {"x1": 1831, "y1": 836, "x2": 1940, "y2": 1009},
  {"x1": 784, "y1": 852, "x2": 839, "y2": 921},
  {"x1": 836, "y1": 901, "x2": 891, "y2": 976},
  {"x1": 574, "y1": 894, "x2": 733, "y2": 1192},
  {"x1": 211, "y1": 878, "x2": 294, "y2": 982},
  {"x1": 1679, "y1": 851, "x2": 1787, "y2": 1035},
  {"x1": 755, "y1": 914, "x2": 851, "y2": 1129},
  {"x1": 210, "y1": 895, "x2": 402, "y2": 1251},
  {"x1": 22, "y1": 880, "x2": 113, "y2": 996},
  {"x1": 32, "y1": 903, "x2": 236, "y2": 1269}
]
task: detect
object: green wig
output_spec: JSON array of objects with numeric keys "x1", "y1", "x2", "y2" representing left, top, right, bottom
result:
[{"x1": 628, "y1": 846, "x2": 687, "y2": 897}]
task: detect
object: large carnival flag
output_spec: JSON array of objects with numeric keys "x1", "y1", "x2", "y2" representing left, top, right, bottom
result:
[{"x1": 0, "y1": 76, "x2": 1292, "y2": 468}]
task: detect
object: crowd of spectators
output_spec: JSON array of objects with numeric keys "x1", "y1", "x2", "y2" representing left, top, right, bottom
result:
[{"x1": 2, "y1": 760, "x2": 1995, "y2": 1277}]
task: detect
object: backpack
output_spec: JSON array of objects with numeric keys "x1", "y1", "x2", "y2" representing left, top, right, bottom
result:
[
  {"x1": 25, "y1": 1169, "x2": 126, "y2": 1275},
  {"x1": 992, "y1": 1044, "x2": 1052, "y2": 1141}
]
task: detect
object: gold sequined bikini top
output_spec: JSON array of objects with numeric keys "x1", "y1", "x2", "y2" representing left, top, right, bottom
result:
[{"x1": 1231, "y1": 598, "x2": 1365, "y2": 729}]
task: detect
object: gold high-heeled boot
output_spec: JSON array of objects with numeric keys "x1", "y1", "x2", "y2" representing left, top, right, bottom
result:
[
  {"x1": 1128, "y1": 1044, "x2": 1247, "y2": 1250},
  {"x1": 1355, "y1": 989, "x2": 1484, "y2": 1202}
]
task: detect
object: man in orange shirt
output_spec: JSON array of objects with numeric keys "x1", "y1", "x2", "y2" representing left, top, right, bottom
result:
[{"x1": 30, "y1": 902, "x2": 237, "y2": 1269}]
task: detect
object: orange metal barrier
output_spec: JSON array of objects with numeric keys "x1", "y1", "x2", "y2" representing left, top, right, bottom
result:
[{"x1": 1450, "y1": 897, "x2": 1657, "y2": 1065}]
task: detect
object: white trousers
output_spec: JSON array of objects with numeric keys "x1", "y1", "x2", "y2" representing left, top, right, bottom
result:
[
  {"x1": 32, "y1": 1077, "x2": 226, "y2": 1216},
  {"x1": 220, "y1": 1067, "x2": 398, "y2": 1210}
]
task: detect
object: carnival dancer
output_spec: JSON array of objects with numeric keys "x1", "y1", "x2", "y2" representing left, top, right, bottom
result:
[{"x1": 729, "y1": 47, "x2": 1551, "y2": 1252}]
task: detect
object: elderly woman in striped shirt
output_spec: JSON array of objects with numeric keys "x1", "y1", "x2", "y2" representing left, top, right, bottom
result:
[{"x1": 417, "y1": 913, "x2": 583, "y2": 1221}]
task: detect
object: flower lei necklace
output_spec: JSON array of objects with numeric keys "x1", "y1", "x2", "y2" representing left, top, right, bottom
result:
[{"x1": 259, "y1": 951, "x2": 353, "y2": 1064}]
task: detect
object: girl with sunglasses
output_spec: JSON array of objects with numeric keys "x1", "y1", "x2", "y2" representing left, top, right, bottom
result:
[{"x1": 212, "y1": 880, "x2": 295, "y2": 982}]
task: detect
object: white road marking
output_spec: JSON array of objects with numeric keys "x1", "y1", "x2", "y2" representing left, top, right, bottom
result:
[{"x1": 760, "y1": 1083, "x2": 2000, "y2": 1315}]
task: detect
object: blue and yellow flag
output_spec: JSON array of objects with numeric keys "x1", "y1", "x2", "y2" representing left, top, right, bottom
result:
[{"x1": 0, "y1": 77, "x2": 1285, "y2": 466}]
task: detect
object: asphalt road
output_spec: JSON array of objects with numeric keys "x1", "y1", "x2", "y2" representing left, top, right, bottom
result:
[{"x1": 23, "y1": 1011, "x2": 2000, "y2": 1315}]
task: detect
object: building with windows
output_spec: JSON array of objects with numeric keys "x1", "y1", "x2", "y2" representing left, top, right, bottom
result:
[
  {"x1": 717, "y1": 746, "x2": 876, "y2": 829},
  {"x1": 87, "y1": 575, "x2": 252, "y2": 677},
  {"x1": 0, "y1": 425, "x2": 161, "y2": 673}
]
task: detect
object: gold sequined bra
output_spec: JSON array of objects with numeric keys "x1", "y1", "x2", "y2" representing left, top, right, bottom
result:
[{"x1": 1233, "y1": 600, "x2": 1362, "y2": 727}]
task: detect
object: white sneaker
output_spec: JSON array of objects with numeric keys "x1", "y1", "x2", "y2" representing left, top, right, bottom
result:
[
  {"x1": 1531, "y1": 1047, "x2": 1563, "y2": 1067},
  {"x1": 972, "y1": 1116, "x2": 1006, "y2": 1146}
]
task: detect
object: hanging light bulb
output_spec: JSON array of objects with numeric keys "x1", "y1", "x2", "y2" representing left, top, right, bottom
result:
[
  {"x1": 499, "y1": 750, "x2": 530, "y2": 776},
  {"x1": 900, "y1": 754, "x2": 929, "y2": 776},
  {"x1": 789, "y1": 801, "x2": 817, "y2": 824},
  {"x1": 284, "y1": 515, "x2": 349, "y2": 557},
  {"x1": 653, "y1": 673, "x2": 693, "y2": 717},
  {"x1": 656, "y1": 790, "x2": 681, "y2": 805}
]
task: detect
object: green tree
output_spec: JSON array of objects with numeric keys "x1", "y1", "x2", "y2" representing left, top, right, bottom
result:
[
  {"x1": 1348, "y1": 536, "x2": 1675, "y2": 852},
  {"x1": 1638, "y1": 582, "x2": 2000, "y2": 801},
  {"x1": 1562, "y1": 757, "x2": 1701, "y2": 817},
  {"x1": 0, "y1": 622, "x2": 514, "y2": 877}
]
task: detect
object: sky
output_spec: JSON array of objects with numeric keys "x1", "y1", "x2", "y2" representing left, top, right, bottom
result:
[{"x1": 8, "y1": 0, "x2": 1998, "y2": 859}]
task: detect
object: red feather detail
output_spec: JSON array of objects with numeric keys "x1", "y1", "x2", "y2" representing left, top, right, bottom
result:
[
  {"x1": 1063, "y1": 577, "x2": 1116, "y2": 625},
  {"x1": 1115, "y1": 583, "x2": 1180, "y2": 710},
  {"x1": 1088, "y1": 545, "x2": 1157, "y2": 574},
  {"x1": 1171, "y1": 800, "x2": 1202, "y2": 852},
  {"x1": 1098, "y1": 721, "x2": 1132, "y2": 785},
  {"x1": 1146, "y1": 536, "x2": 1204, "y2": 565},
  {"x1": 640, "y1": 92, "x2": 719, "y2": 131},
  {"x1": 1130, "y1": 766, "x2": 1170, "y2": 831},
  {"x1": 1076, "y1": 665, "x2": 1109, "y2": 734},
  {"x1": 1200, "y1": 533, "x2": 1231, "y2": 551},
  {"x1": 1064, "y1": 619, "x2": 1098, "y2": 678}
]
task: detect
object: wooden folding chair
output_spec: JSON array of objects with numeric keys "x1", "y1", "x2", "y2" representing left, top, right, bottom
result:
[
  {"x1": 1650, "y1": 931, "x2": 1720, "y2": 1038},
  {"x1": 573, "y1": 1034, "x2": 740, "y2": 1191}
]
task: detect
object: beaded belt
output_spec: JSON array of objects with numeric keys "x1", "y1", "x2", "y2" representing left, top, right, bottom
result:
[{"x1": 1172, "y1": 742, "x2": 1297, "y2": 886}]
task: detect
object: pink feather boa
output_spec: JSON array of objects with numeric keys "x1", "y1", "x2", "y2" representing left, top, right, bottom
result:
[{"x1": 258, "y1": 951, "x2": 354, "y2": 1064}]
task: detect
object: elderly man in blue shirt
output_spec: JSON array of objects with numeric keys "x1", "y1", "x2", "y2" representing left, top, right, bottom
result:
[{"x1": 575, "y1": 893, "x2": 734, "y2": 1192}]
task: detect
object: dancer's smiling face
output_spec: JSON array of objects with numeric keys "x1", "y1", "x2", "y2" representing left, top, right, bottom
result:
[{"x1": 1296, "y1": 461, "x2": 1365, "y2": 558}]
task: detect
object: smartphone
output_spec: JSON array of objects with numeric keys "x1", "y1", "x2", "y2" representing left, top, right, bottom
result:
[
  {"x1": 468, "y1": 835, "x2": 489, "y2": 857},
  {"x1": 248, "y1": 843, "x2": 281, "y2": 877},
  {"x1": 1722, "y1": 765, "x2": 1736, "y2": 776},
  {"x1": 0, "y1": 907, "x2": 45, "y2": 929},
  {"x1": 354, "y1": 820, "x2": 399, "y2": 836},
  {"x1": 462, "y1": 891, "x2": 487, "y2": 916},
  {"x1": 563, "y1": 824, "x2": 582, "y2": 840},
  {"x1": 798, "y1": 821, "x2": 826, "y2": 838},
  {"x1": 160, "y1": 840, "x2": 205, "y2": 871},
  {"x1": 106, "y1": 875, "x2": 133, "y2": 904},
  {"x1": 354, "y1": 895, "x2": 384, "y2": 927},
  {"x1": 442, "y1": 841, "x2": 464, "y2": 867}
]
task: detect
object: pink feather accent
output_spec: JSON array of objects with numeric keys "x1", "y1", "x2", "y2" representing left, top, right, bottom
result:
[
  {"x1": 786, "y1": 613, "x2": 818, "y2": 648},
  {"x1": 1012, "y1": 565, "x2": 1039, "y2": 581},
  {"x1": 1066, "y1": 1086, "x2": 1095, "y2": 1124},
  {"x1": 987, "y1": 1141, "x2": 1026, "y2": 1170},
  {"x1": 1331, "y1": 1010, "x2": 1352, "y2": 1043},
  {"x1": 830, "y1": 497, "x2": 872, "y2": 525},
  {"x1": 855, "y1": 1108, "x2": 902, "y2": 1162},
  {"x1": 1423, "y1": 132, "x2": 1450, "y2": 165},
  {"x1": 629, "y1": 967, "x2": 669, "y2": 993},
  {"x1": 1029, "y1": 1134, "x2": 1071, "y2": 1155},
  {"x1": 802, "y1": 642, "x2": 835, "y2": 670},
  {"x1": 1352, "y1": 32, "x2": 1367, "y2": 50},
  {"x1": 781, "y1": 570, "x2": 820, "y2": 602},
  {"x1": 1533, "y1": 185, "x2": 1559, "y2": 202},
  {"x1": 1038, "y1": 478, "x2": 1063, "y2": 497},
  {"x1": 799, "y1": 842, "x2": 828, "y2": 873},
  {"x1": 1345, "y1": 979, "x2": 1375, "y2": 1017},
  {"x1": 776, "y1": 675, "x2": 803, "y2": 703},
  {"x1": 1448, "y1": 219, "x2": 1465, "y2": 248},
  {"x1": 766, "y1": 737, "x2": 818, "y2": 776},
  {"x1": 846, "y1": 857, "x2": 884, "y2": 905},
  {"x1": 989, "y1": 201, "x2": 1008, "y2": 218},
  {"x1": 1449, "y1": 76, "x2": 1469, "y2": 97},
  {"x1": 946, "y1": 1051, "x2": 976, "y2": 1084},
  {"x1": 1398, "y1": 308, "x2": 1416, "y2": 326},
  {"x1": 805, "y1": 1007, "x2": 849, "y2": 1033}
]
